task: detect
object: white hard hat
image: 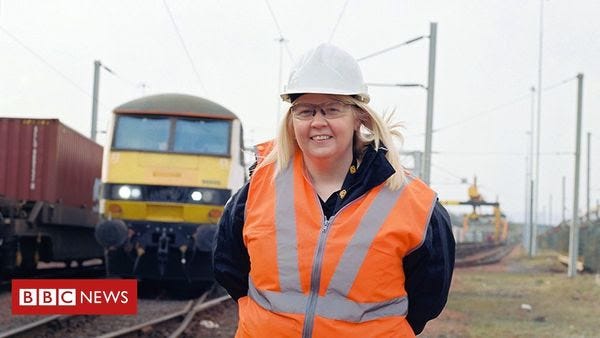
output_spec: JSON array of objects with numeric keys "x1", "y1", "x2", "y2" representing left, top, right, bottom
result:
[{"x1": 281, "y1": 43, "x2": 370, "y2": 103}]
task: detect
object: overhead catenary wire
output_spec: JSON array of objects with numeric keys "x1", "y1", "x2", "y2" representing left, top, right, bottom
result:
[
  {"x1": 0, "y1": 23, "x2": 156, "y2": 133},
  {"x1": 431, "y1": 163, "x2": 466, "y2": 182},
  {"x1": 162, "y1": 0, "x2": 208, "y2": 95},
  {"x1": 0, "y1": 24, "x2": 91, "y2": 98},
  {"x1": 264, "y1": 0, "x2": 294, "y2": 62},
  {"x1": 435, "y1": 151, "x2": 574, "y2": 156},
  {"x1": 432, "y1": 163, "x2": 497, "y2": 194},
  {"x1": 430, "y1": 163, "x2": 491, "y2": 189},
  {"x1": 100, "y1": 63, "x2": 147, "y2": 90},
  {"x1": 431, "y1": 76, "x2": 578, "y2": 134},
  {"x1": 3, "y1": 8, "x2": 147, "y2": 95},
  {"x1": 436, "y1": 151, "x2": 527, "y2": 156},
  {"x1": 433, "y1": 94, "x2": 531, "y2": 133},
  {"x1": 357, "y1": 36, "x2": 426, "y2": 62},
  {"x1": 0, "y1": 25, "x2": 121, "y2": 115},
  {"x1": 328, "y1": 0, "x2": 350, "y2": 43}
]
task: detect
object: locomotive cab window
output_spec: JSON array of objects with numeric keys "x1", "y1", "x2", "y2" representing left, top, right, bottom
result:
[
  {"x1": 113, "y1": 115, "x2": 231, "y2": 156},
  {"x1": 174, "y1": 118, "x2": 230, "y2": 156},
  {"x1": 114, "y1": 116, "x2": 170, "y2": 152}
]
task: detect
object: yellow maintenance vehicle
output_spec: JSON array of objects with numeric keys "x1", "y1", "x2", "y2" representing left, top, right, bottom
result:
[{"x1": 441, "y1": 177, "x2": 509, "y2": 243}]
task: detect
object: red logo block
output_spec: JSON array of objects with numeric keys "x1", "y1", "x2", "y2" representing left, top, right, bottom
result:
[{"x1": 12, "y1": 279, "x2": 137, "y2": 315}]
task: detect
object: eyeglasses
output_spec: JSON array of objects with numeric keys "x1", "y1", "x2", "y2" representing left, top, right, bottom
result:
[{"x1": 290, "y1": 101, "x2": 353, "y2": 120}]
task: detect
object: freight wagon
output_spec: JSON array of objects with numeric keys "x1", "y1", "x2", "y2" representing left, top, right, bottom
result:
[{"x1": 0, "y1": 118, "x2": 104, "y2": 277}]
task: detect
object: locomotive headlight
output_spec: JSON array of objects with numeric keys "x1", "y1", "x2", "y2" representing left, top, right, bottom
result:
[
  {"x1": 118, "y1": 186, "x2": 132, "y2": 199},
  {"x1": 202, "y1": 190, "x2": 215, "y2": 203},
  {"x1": 131, "y1": 187, "x2": 142, "y2": 199},
  {"x1": 189, "y1": 189, "x2": 218, "y2": 203},
  {"x1": 191, "y1": 190, "x2": 203, "y2": 201},
  {"x1": 116, "y1": 185, "x2": 142, "y2": 200}
]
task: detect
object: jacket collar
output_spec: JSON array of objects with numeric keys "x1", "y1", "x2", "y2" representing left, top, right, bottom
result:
[{"x1": 337, "y1": 144, "x2": 396, "y2": 207}]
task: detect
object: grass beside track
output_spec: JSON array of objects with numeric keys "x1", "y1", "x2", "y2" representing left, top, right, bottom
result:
[{"x1": 421, "y1": 247, "x2": 600, "y2": 337}]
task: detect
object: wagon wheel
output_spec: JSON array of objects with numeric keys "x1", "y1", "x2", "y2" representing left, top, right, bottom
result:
[{"x1": 18, "y1": 238, "x2": 39, "y2": 272}]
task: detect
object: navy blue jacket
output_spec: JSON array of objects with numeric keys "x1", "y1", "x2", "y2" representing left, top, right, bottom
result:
[{"x1": 213, "y1": 146, "x2": 455, "y2": 335}]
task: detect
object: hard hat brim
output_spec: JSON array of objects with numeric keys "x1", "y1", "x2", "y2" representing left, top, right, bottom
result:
[{"x1": 280, "y1": 90, "x2": 370, "y2": 104}]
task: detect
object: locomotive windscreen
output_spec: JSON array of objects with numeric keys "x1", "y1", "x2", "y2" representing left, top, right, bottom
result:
[{"x1": 113, "y1": 115, "x2": 231, "y2": 156}]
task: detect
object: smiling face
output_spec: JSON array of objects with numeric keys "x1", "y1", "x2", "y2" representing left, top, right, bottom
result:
[{"x1": 291, "y1": 94, "x2": 359, "y2": 166}]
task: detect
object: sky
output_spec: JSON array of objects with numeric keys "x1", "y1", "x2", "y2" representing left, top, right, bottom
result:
[{"x1": 1, "y1": 0, "x2": 599, "y2": 224}]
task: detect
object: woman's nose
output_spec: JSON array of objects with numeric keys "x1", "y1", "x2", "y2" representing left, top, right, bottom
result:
[{"x1": 309, "y1": 108, "x2": 328, "y2": 125}]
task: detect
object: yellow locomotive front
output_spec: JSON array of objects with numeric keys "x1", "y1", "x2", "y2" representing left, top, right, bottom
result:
[{"x1": 95, "y1": 93, "x2": 245, "y2": 284}]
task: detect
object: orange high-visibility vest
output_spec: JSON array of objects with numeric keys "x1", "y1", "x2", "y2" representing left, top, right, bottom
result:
[
  {"x1": 254, "y1": 139, "x2": 274, "y2": 165},
  {"x1": 238, "y1": 151, "x2": 437, "y2": 338}
]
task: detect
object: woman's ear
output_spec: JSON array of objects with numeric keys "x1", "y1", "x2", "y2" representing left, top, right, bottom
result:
[{"x1": 358, "y1": 110, "x2": 373, "y2": 130}]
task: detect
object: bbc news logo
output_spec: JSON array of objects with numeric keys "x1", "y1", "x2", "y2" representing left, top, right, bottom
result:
[
  {"x1": 12, "y1": 279, "x2": 137, "y2": 315},
  {"x1": 20, "y1": 288, "x2": 77, "y2": 306},
  {"x1": 19, "y1": 288, "x2": 129, "y2": 306}
]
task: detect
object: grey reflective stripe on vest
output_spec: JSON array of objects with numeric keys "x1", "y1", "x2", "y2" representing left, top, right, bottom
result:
[
  {"x1": 327, "y1": 185, "x2": 408, "y2": 296},
  {"x1": 248, "y1": 278, "x2": 408, "y2": 322},
  {"x1": 274, "y1": 159, "x2": 301, "y2": 292},
  {"x1": 249, "y1": 278, "x2": 307, "y2": 314},
  {"x1": 316, "y1": 292, "x2": 408, "y2": 322},
  {"x1": 249, "y1": 165, "x2": 417, "y2": 323},
  {"x1": 406, "y1": 191, "x2": 438, "y2": 256}
]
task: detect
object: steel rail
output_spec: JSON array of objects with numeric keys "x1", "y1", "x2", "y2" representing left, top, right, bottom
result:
[
  {"x1": 96, "y1": 290, "x2": 226, "y2": 338},
  {"x1": 455, "y1": 244, "x2": 515, "y2": 267},
  {"x1": 0, "y1": 315, "x2": 68, "y2": 338},
  {"x1": 95, "y1": 299, "x2": 196, "y2": 338},
  {"x1": 168, "y1": 295, "x2": 230, "y2": 338}
]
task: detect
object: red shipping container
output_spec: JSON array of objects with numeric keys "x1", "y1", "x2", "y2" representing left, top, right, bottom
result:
[{"x1": 0, "y1": 118, "x2": 102, "y2": 208}]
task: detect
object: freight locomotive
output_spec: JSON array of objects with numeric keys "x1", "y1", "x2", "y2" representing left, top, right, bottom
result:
[
  {"x1": 0, "y1": 118, "x2": 104, "y2": 278},
  {"x1": 94, "y1": 93, "x2": 246, "y2": 286}
]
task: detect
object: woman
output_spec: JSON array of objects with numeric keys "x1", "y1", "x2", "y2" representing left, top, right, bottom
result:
[{"x1": 213, "y1": 43, "x2": 455, "y2": 337}]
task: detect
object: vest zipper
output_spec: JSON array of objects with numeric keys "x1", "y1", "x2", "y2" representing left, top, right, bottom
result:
[
  {"x1": 301, "y1": 192, "x2": 368, "y2": 338},
  {"x1": 321, "y1": 218, "x2": 330, "y2": 233},
  {"x1": 302, "y1": 216, "x2": 333, "y2": 338}
]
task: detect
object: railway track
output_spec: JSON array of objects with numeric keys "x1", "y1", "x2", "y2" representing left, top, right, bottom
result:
[
  {"x1": 2, "y1": 263, "x2": 105, "y2": 284},
  {"x1": 0, "y1": 265, "x2": 106, "y2": 294},
  {"x1": 455, "y1": 242, "x2": 516, "y2": 267},
  {"x1": 0, "y1": 264, "x2": 106, "y2": 296},
  {"x1": 97, "y1": 291, "x2": 230, "y2": 338},
  {"x1": 0, "y1": 314, "x2": 69, "y2": 338},
  {"x1": 0, "y1": 287, "x2": 230, "y2": 338}
]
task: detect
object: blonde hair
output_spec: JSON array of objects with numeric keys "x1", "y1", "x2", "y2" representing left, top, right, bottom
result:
[{"x1": 258, "y1": 95, "x2": 406, "y2": 190}]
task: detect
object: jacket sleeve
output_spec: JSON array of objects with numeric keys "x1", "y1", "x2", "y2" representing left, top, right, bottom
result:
[
  {"x1": 403, "y1": 200, "x2": 455, "y2": 335},
  {"x1": 212, "y1": 183, "x2": 250, "y2": 301}
]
